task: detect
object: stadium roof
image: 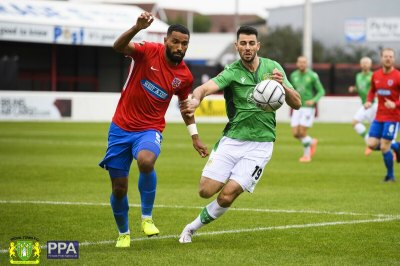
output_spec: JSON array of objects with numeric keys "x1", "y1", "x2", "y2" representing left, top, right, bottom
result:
[
  {"x1": 185, "y1": 33, "x2": 236, "y2": 65},
  {"x1": 67, "y1": 0, "x2": 337, "y2": 18},
  {"x1": 0, "y1": 0, "x2": 169, "y2": 46}
]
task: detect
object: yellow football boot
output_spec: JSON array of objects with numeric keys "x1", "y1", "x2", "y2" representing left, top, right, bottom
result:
[
  {"x1": 115, "y1": 234, "x2": 130, "y2": 248},
  {"x1": 141, "y1": 218, "x2": 159, "y2": 237}
]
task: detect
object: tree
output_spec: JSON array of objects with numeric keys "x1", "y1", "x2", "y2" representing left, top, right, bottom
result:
[
  {"x1": 167, "y1": 15, "x2": 186, "y2": 27},
  {"x1": 193, "y1": 14, "x2": 212, "y2": 33},
  {"x1": 324, "y1": 45, "x2": 377, "y2": 63},
  {"x1": 259, "y1": 26, "x2": 302, "y2": 63},
  {"x1": 259, "y1": 25, "x2": 377, "y2": 64}
]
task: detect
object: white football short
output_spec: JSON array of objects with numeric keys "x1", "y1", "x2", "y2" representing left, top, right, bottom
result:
[
  {"x1": 353, "y1": 103, "x2": 377, "y2": 123},
  {"x1": 290, "y1": 107, "x2": 316, "y2": 128},
  {"x1": 202, "y1": 136, "x2": 273, "y2": 193}
]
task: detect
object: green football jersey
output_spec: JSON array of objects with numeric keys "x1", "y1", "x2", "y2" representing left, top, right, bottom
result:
[
  {"x1": 290, "y1": 69, "x2": 325, "y2": 106},
  {"x1": 355, "y1": 71, "x2": 372, "y2": 104},
  {"x1": 212, "y1": 57, "x2": 293, "y2": 142}
]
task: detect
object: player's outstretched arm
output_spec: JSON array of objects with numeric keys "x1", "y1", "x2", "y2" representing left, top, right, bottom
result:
[
  {"x1": 179, "y1": 111, "x2": 209, "y2": 158},
  {"x1": 283, "y1": 85, "x2": 301, "y2": 110},
  {"x1": 113, "y1": 11, "x2": 154, "y2": 54},
  {"x1": 272, "y1": 68, "x2": 301, "y2": 110},
  {"x1": 181, "y1": 80, "x2": 220, "y2": 117}
]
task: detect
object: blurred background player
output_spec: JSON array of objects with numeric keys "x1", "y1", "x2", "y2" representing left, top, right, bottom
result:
[
  {"x1": 364, "y1": 48, "x2": 400, "y2": 182},
  {"x1": 348, "y1": 57, "x2": 376, "y2": 155},
  {"x1": 178, "y1": 26, "x2": 301, "y2": 244},
  {"x1": 290, "y1": 56, "x2": 326, "y2": 162},
  {"x1": 99, "y1": 12, "x2": 208, "y2": 247}
]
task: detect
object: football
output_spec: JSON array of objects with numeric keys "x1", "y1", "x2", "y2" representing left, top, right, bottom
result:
[{"x1": 252, "y1": 79, "x2": 286, "y2": 112}]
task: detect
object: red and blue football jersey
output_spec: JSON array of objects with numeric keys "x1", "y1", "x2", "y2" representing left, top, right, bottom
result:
[
  {"x1": 367, "y1": 68, "x2": 400, "y2": 122},
  {"x1": 112, "y1": 42, "x2": 193, "y2": 132}
]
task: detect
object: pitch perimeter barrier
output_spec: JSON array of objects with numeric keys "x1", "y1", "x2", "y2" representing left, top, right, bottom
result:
[{"x1": 0, "y1": 91, "x2": 361, "y2": 123}]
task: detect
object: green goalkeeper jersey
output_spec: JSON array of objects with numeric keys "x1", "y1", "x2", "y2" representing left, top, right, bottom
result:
[
  {"x1": 212, "y1": 57, "x2": 293, "y2": 142},
  {"x1": 290, "y1": 69, "x2": 325, "y2": 106},
  {"x1": 355, "y1": 71, "x2": 373, "y2": 104}
]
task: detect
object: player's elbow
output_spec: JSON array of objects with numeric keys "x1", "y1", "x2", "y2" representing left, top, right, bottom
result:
[
  {"x1": 113, "y1": 41, "x2": 127, "y2": 53},
  {"x1": 113, "y1": 43, "x2": 124, "y2": 53},
  {"x1": 292, "y1": 102, "x2": 301, "y2": 110},
  {"x1": 290, "y1": 98, "x2": 302, "y2": 110}
]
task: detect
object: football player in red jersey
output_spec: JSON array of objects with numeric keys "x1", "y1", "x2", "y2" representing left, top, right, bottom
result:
[
  {"x1": 99, "y1": 12, "x2": 208, "y2": 247},
  {"x1": 365, "y1": 48, "x2": 400, "y2": 182}
]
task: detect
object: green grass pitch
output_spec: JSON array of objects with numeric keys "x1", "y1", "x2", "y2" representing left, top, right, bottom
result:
[{"x1": 0, "y1": 121, "x2": 399, "y2": 265}]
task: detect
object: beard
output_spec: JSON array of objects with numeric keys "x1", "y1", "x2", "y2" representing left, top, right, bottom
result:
[
  {"x1": 240, "y1": 52, "x2": 256, "y2": 64},
  {"x1": 166, "y1": 47, "x2": 185, "y2": 64}
]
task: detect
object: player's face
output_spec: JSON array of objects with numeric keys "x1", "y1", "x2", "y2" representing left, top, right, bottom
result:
[
  {"x1": 164, "y1": 31, "x2": 189, "y2": 64},
  {"x1": 236, "y1": 34, "x2": 260, "y2": 63},
  {"x1": 360, "y1": 60, "x2": 371, "y2": 71},
  {"x1": 296, "y1": 57, "x2": 307, "y2": 72},
  {"x1": 381, "y1": 50, "x2": 395, "y2": 69}
]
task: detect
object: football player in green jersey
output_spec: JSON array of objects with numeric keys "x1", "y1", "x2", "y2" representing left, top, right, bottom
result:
[
  {"x1": 290, "y1": 56, "x2": 325, "y2": 162},
  {"x1": 178, "y1": 25, "x2": 301, "y2": 243},
  {"x1": 348, "y1": 57, "x2": 376, "y2": 155}
]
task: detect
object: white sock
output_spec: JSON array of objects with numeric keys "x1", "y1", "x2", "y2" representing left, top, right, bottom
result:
[
  {"x1": 187, "y1": 216, "x2": 203, "y2": 231},
  {"x1": 188, "y1": 199, "x2": 228, "y2": 231},
  {"x1": 207, "y1": 199, "x2": 228, "y2": 218},
  {"x1": 301, "y1": 136, "x2": 312, "y2": 156},
  {"x1": 354, "y1": 123, "x2": 366, "y2": 136},
  {"x1": 364, "y1": 133, "x2": 369, "y2": 145},
  {"x1": 119, "y1": 230, "x2": 130, "y2": 235}
]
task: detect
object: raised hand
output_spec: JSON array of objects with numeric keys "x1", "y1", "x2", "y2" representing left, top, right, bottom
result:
[{"x1": 136, "y1": 12, "x2": 154, "y2": 30}]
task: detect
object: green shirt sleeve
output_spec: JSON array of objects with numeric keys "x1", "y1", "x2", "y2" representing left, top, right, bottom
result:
[
  {"x1": 311, "y1": 72, "x2": 325, "y2": 102},
  {"x1": 272, "y1": 61, "x2": 293, "y2": 89},
  {"x1": 212, "y1": 65, "x2": 234, "y2": 90}
]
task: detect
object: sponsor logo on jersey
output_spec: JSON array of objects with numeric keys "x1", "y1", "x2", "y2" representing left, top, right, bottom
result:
[
  {"x1": 377, "y1": 89, "x2": 391, "y2": 96},
  {"x1": 171, "y1": 78, "x2": 182, "y2": 89},
  {"x1": 141, "y1": 80, "x2": 168, "y2": 100}
]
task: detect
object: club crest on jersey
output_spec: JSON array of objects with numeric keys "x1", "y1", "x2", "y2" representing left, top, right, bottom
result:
[
  {"x1": 141, "y1": 80, "x2": 169, "y2": 100},
  {"x1": 171, "y1": 78, "x2": 182, "y2": 89},
  {"x1": 263, "y1": 73, "x2": 272, "y2": 80},
  {"x1": 387, "y1": 79, "x2": 394, "y2": 86}
]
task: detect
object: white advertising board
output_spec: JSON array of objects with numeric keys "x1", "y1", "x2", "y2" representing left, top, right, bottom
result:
[
  {"x1": 367, "y1": 17, "x2": 400, "y2": 41},
  {"x1": 0, "y1": 91, "x2": 363, "y2": 123}
]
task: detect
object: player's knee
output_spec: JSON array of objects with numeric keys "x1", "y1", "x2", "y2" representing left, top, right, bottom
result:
[
  {"x1": 111, "y1": 177, "x2": 128, "y2": 198},
  {"x1": 137, "y1": 158, "x2": 155, "y2": 173},
  {"x1": 198, "y1": 188, "x2": 214, "y2": 199},
  {"x1": 217, "y1": 194, "x2": 234, "y2": 208},
  {"x1": 112, "y1": 186, "x2": 127, "y2": 199}
]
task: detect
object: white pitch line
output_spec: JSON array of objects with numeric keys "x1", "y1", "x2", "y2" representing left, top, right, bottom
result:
[
  {"x1": 195, "y1": 216, "x2": 400, "y2": 236},
  {"x1": 0, "y1": 216, "x2": 399, "y2": 254},
  {"x1": 0, "y1": 199, "x2": 396, "y2": 218}
]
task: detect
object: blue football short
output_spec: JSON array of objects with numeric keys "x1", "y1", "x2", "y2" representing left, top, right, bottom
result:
[
  {"x1": 99, "y1": 122, "x2": 162, "y2": 174},
  {"x1": 368, "y1": 120, "x2": 399, "y2": 140}
]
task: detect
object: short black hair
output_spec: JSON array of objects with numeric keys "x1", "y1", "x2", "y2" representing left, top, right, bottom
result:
[
  {"x1": 167, "y1": 24, "x2": 190, "y2": 37},
  {"x1": 236, "y1": 25, "x2": 258, "y2": 40}
]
